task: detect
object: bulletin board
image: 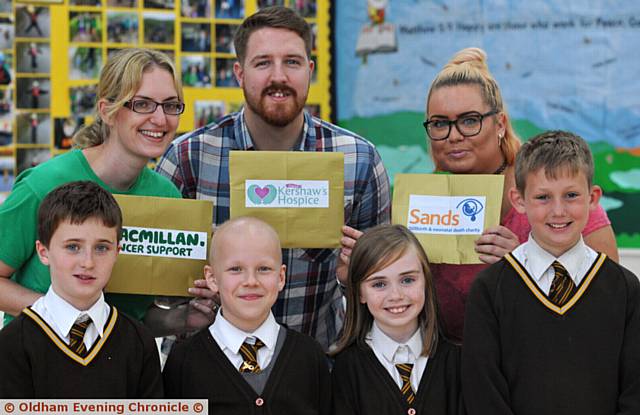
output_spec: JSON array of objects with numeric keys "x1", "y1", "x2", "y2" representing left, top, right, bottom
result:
[{"x1": 0, "y1": 0, "x2": 330, "y2": 200}]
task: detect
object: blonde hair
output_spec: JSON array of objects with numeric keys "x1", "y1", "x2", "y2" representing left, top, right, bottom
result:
[
  {"x1": 332, "y1": 225, "x2": 439, "y2": 357},
  {"x1": 427, "y1": 47, "x2": 520, "y2": 167},
  {"x1": 73, "y1": 48, "x2": 183, "y2": 148}
]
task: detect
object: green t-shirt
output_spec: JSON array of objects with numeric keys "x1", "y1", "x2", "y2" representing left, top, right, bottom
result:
[{"x1": 0, "y1": 149, "x2": 181, "y2": 325}]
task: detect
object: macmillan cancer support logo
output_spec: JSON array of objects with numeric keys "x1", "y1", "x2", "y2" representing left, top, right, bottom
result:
[{"x1": 248, "y1": 184, "x2": 277, "y2": 204}]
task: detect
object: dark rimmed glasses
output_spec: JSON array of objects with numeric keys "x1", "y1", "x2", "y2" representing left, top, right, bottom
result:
[
  {"x1": 423, "y1": 109, "x2": 498, "y2": 141},
  {"x1": 124, "y1": 98, "x2": 185, "y2": 115}
]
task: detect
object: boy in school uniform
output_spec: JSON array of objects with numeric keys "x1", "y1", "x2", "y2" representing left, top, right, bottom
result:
[
  {"x1": 0, "y1": 181, "x2": 163, "y2": 398},
  {"x1": 462, "y1": 131, "x2": 640, "y2": 415},
  {"x1": 163, "y1": 216, "x2": 331, "y2": 414}
]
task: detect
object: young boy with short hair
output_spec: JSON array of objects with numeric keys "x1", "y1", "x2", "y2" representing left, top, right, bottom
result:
[
  {"x1": 462, "y1": 131, "x2": 640, "y2": 415},
  {"x1": 0, "y1": 181, "x2": 163, "y2": 398},
  {"x1": 163, "y1": 217, "x2": 331, "y2": 414}
]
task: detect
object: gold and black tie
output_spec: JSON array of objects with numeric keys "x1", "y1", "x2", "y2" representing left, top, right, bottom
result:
[
  {"x1": 69, "y1": 317, "x2": 90, "y2": 357},
  {"x1": 239, "y1": 338, "x2": 265, "y2": 373},
  {"x1": 395, "y1": 363, "x2": 415, "y2": 404},
  {"x1": 549, "y1": 260, "x2": 576, "y2": 306}
]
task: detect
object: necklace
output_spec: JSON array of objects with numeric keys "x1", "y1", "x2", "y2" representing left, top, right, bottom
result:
[{"x1": 493, "y1": 160, "x2": 508, "y2": 175}]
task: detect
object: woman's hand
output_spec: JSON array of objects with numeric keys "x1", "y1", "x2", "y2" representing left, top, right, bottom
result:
[
  {"x1": 336, "y1": 226, "x2": 363, "y2": 285},
  {"x1": 474, "y1": 225, "x2": 520, "y2": 264}
]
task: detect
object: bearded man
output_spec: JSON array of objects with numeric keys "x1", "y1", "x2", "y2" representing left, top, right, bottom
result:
[{"x1": 156, "y1": 6, "x2": 390, "y2": 350}]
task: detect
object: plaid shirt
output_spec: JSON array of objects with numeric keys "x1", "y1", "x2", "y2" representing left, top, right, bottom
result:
[{"x1": 156, "y1": 109, "x2": 390, "y2": 349}]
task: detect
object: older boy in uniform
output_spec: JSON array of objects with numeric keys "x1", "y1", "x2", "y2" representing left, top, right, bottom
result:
[
  {"x1": 0, "y1": 181, "x2": 162, "y2": 398},
  {"x1": 462, "y1": 131, "x2": 640, "y2": 415}
]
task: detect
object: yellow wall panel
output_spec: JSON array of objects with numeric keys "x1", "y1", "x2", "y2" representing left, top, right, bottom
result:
[{"x1": 0, "y1": 0, "x2": 331, "y2": 196}]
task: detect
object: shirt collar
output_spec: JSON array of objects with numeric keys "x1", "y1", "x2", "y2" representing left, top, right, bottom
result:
[
  {"x1": 233, "y1": 108, "x2": 254, "y2": 150},
  {"x1": 524, "y1": 234, "x2": 588, "y2": 283},
  {"x1": 369, "y1": 321, "x2": 423, "y2": 363},
  {"x1": 210, "y1": 310, "x2": 280, "y2": 354},
  {"x1": 299, "y1": 111, "x2": 316, "y2": 151},
  {"x1": 234, "y1": 108, "x2": 315, "y2": 152},
  {"x1": 43, "y1": 287, "x2": 108, "y2": 338}
]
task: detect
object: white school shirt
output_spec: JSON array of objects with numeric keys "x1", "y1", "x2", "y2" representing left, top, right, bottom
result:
[
  {"x1": 31, "y1": 287, "x2": 110, "y2": 350},
  {"x1": 210, "y1": 310, "x2": 280, "y2": 371},
  {"x1": 511, "y1": 235, "x2": 597, "y2": 295},
  {"x1": 365, "y1": 322, "x2": 428, "y2": 392}
]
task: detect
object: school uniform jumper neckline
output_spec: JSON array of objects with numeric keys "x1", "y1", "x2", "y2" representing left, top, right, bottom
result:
[
  {"x1": 504, "y1": 252, "x2": 607, "y2": 315},
  {"x1": 22, "y1": 306, "x2": 118, "y2": 366},
  {"x1": 360, "y1": 343, "x2": 437, "y2": 411}
]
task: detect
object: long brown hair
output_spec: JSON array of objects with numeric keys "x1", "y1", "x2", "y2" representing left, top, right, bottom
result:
[{"x1": 332, "y1": 224, "x2": 439, "y2": 357}]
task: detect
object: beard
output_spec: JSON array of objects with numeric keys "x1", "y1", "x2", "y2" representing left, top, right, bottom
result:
[{"x1": 244, "y1": 82, "x2": 308, "y2": 127}]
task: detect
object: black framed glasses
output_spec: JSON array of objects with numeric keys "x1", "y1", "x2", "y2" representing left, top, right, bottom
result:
[
  {"x1": 423, "y1": 109, "x2": 499, "y2": 141},
  {"x1": 124, "y1": 98, "x2": 185, "y2": 115}
]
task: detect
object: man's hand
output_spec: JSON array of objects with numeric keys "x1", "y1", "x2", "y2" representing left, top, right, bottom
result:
[
  {"x1": 337, "y1": 226, "x2": 363, "y2": 286},
  {"x1": 144, "y1": 280, "x2": 219, "y2": 337},
  {"x1": 185, "y1": 279, "x2": 219, "y2": 331}
]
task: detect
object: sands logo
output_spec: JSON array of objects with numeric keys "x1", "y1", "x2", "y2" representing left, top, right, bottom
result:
[
  {"x1": 245, "y1": 180, "x2": 329, "y2": 208},
  {"x1": 406, "y1": 195, "x2": 486, "y2": 235},
  {"x1": 456, "y1": 198, "x2": 484, "y2": 222},
  {"x1": 409, "y1": 209, "x2": 460, "y2": 226}
]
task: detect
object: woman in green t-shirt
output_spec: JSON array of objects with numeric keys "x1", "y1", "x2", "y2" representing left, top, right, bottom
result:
[{"x1": 0, "y1": 48, "x2": 215, "y2": 335}]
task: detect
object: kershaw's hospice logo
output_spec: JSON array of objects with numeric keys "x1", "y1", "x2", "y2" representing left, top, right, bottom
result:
[
  {"x1": 245, "y1": 180, "x2": 329, "y2": 208},
  {"x1": 407, "y1": 195, "x2": 486, "y2": 235}
]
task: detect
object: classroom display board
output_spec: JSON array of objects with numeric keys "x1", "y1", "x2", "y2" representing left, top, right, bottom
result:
[
  {"x1": 335, "y1": 1, "x2": 640, "y2": 248},
  {"x1": 0, "y1": 0, "x2": 330, "y2": 201}
]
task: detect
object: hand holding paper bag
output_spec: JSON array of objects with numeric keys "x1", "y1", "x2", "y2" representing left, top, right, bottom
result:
[
  {"x1": 474, "y1": 224, "x2": 520, "y2": 264},
  {"x1": 337, "y1": 225, "x2": 364, "y2": 285}
]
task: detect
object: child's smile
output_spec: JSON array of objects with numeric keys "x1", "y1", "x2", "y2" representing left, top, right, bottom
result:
[
  {"x1": 36, "y1": 218, "x2": 119, "y2": 311},
  {"x1": 511, "y1": 168, "x2": 600, "y2": 258},
  {"x1": 360, "y1": 248, "x2": 426, "y2": 344},
  {"x1": 386, "y1": 305, "x2": 411, "y2": 314},
  {"x1": 205, "y1": 219, "x2": 286, "y2": 333}
]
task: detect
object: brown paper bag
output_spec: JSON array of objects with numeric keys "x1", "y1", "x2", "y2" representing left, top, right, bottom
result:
[
  {"x1": 229, "y1": 151, "x2": 344, "y2": 248},
  {"x1": 106, "y1": 195, "x2": 213, "y2": 296},
  {"x1": 392, "y1": 174, "x2": 504, "y2": 264}
]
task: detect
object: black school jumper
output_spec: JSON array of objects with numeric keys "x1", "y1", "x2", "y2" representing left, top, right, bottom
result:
[
  {"x1": 332, "y1": 338, "x2": 463, "y2": 415},
  {"x1": 0, "y1": 307, "x2": 163, "y2": 398},
  {"x1": 163, "y1": 326, "x2": 331, "y2": 415},
  {"x1": 462, "y1": 253, "x2": 640, "y2": 415}
]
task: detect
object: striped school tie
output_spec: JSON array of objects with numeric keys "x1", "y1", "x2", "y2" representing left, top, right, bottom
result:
[
  {"x1": 549, "y1": 261, "x2": 576, "y2": 306},
  {"x1": 69, "y1": 315, "x2": 90, "y2": 357},
  {"x1": 239, "y1": 338, "x2": 265, "y2": 373},
  {"x1": 395, "y1": 363, "x2": 415, "y2": 404}
]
